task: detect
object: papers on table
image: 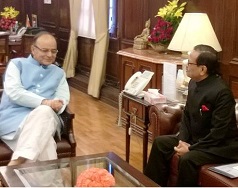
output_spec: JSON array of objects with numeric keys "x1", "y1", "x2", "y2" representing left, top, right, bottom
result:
[
  {"x1": 209, "y1": 163, "x2": 238, "y2": 178},
  {"x1": 162, "y1": 62, "x2": 177, "y2": 102},
  {"x1": 9, "y1": 34, "x2": 22, "y2": 42},
  {"x1": 0, "y1": 31, "x2": 9, "y2": 35}
]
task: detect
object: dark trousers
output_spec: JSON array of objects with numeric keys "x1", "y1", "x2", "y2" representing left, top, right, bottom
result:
[{"x1": 144, "y1": 135, "x2": 235, "y2": 186}]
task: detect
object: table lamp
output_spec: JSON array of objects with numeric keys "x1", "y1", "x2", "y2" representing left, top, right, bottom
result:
[
  {"x1": 168, "y1": 13, "x2": 222, "y2": 86},
  {"x1": 168, "y1": 13, "x2": 222, "y2": 54}
]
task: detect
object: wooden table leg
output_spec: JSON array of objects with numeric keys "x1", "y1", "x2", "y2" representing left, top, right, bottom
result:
[
  {"x1": 142, "y1": 123, "x2": 148, "y2": 173},
  {"x1": 125, "y1": 114, "x2": 130, "y2": 162}
]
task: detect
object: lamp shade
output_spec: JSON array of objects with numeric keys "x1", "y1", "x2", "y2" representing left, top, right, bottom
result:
[{"x1": 168, "y1": 13, "x2": 222, "y2": 52}]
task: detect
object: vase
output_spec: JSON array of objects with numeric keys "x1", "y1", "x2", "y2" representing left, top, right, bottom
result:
[{"x1": 150, "y1": 43, "x2": 168, "y2": 53}]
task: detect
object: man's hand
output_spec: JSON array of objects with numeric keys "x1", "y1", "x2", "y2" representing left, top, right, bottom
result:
[
  {"x1": 41, "y1": 99, "x2": 64, "y2": 112},
  {"x1": 174, "y1": 140, "x2": 190, "y2": 156}
]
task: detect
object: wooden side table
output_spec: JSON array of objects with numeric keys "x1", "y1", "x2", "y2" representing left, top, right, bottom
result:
[
  {"x1": 122, "y1": 92, "x2": 151, "y2": 172},
  {"x1": 9, "y1": 40, "x2": 23, "y2": 59},
  {"x1": 118, "y1": 47, "x2": 184, "y2": 141},
  {"x1": 117, "y1": 48, "x2": 185, "y2": 172},
  {"x1": 121, "y1": 91, "x2": 187, "y2": 173}
]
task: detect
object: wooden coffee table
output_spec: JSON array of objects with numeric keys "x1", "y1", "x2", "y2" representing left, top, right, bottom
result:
[{"x1": 0, "y1": 152, "x2": 158, "y2": 187}]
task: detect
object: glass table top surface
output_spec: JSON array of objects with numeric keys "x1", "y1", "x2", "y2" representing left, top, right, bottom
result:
[{"x1": 12, "y1": 156, "x2": 145, "y2": 187}]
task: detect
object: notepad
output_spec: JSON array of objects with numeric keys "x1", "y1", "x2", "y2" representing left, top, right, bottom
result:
[{"x1": 208, "y1": 163, "x2": 238, "y2": 178}]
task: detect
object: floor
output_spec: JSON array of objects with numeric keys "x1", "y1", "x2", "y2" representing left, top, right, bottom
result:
[{"x1": 68, "y1": 87, "x2": 152, "y2": 172}]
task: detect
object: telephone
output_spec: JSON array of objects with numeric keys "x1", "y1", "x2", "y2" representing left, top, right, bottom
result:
[
  {"x1": 17, "y1": 27, "x2": 27, "y2": 36},
  {"x1": 117, "y1": 70, "x2": 154, "y2": 127},
  {"x1": 9, "y1": 27, "x2": 27, "y2": 41},
  {"x1": 124, "y1": 70, "x2": 154, "y2": 96}
]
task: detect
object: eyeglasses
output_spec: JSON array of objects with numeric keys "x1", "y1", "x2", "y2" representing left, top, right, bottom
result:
[
  {"x1": 187, "y1": 62, "x2": 198, "y2": 66},
  {"x1": 34, "y1": 45, "x2": 58, "y2": 54}
]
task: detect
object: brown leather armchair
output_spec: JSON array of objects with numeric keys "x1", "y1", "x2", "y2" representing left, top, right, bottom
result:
[
  {"x1": 0, "y1": 90, "x2": 76, "y2": 166},
  {"x1": 149, "y1": 102, "x2": 238, "y2": 187}
]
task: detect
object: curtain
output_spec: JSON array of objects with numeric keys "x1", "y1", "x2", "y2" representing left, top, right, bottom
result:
[
  {"x1": 62, "y1": 0, "x2": 81, "y2": 78},
  {"x1": 87, "y1": 0, "x2": 109, "y2": 98}
]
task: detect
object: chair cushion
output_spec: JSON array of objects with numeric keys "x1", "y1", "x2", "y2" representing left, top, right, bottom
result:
[{"x1": 56, "y1": 138, "x2": 73, "y2": 159}]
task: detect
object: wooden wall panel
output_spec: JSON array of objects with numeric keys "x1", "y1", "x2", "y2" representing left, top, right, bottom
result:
[
  {"x1": 58, "y1": 0, "x2": 70, "y2": 28},
  {"x1": 77, "y1": 37, "x2": 94, "y2": 75},
  {"x1": 119, "y1": 0, "x2": 149, "y2": 49},
  {"x1": 57, "y1": 0, "x2": 70, "y2": 65},
  {"x1": 229, "y1": 58, "x2": 238, "y2": 98},
  {"x1": 106, "y1": 38, "x2": 120, "y2": 87},
  {"x1": 148, "y1": 0, "x2": 172, "y2": 31},
  {"x1": 23, "y1": 0, "x2": 38, "y2": 25},
  {"x1": 37, "y1": 0, "x2": 58, "y2": 34}
]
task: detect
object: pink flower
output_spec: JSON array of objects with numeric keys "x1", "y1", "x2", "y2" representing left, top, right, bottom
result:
[
  {"x1": 76, "y1": 167, "x2": 116, "y2": 187},
  {"x1": 0, "y1": 17, "x2": 16, "y2": 30},
  {"x1": 148, "y1": 17, "x2": 174, "y2": 45}
]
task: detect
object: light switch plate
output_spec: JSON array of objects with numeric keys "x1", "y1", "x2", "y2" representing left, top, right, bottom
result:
[{"x1": 44, "y1": 0, "x2": 51, "y2": 4}]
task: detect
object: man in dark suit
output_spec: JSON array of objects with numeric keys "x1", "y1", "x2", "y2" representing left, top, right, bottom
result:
[{"x1": 145, "y1": 44, "x2": 238, "y2": 186}]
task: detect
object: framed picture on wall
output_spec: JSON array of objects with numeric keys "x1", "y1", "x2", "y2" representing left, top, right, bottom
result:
[{"x1": 32, "y1": 14, "x2": 37, "y2": 28}]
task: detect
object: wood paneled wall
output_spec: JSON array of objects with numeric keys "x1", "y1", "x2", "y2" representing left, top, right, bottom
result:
[{"x1": 119, "y1": 0, "x2": 238, "y2": 83}]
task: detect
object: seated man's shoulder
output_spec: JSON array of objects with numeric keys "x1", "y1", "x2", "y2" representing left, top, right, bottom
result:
[{"x1": 11, "y1": 57, "x2": 27, "y2": 62}]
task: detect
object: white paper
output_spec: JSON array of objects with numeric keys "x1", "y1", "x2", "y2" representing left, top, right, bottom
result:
[
  {"x1": 232, "y1": 165, "x2": 238, "y2": 170},
  {"x1": 176, "y1": 69, "x2": 184, "y2": 87},
  {"x1": 209, "y1": 163, "x2": 238, "y2": 178},
  {"x1": 162, "y1": 62, "x2": 177, "y2": 101}
]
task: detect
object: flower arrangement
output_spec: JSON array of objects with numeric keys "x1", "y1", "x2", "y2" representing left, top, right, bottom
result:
[
  {"x1": 148, "y1": 0, "x2": 187, "y2": 46},
  {"x1": 76, "y1": 167, "x2": 116, "y2": 187},
  {"x1": 0, "y1": 6, "x2": 19, "y2": 31}
]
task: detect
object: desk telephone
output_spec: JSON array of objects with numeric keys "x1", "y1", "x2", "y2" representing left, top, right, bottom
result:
[
  {"x1": 118, "y1": 70, "x2": 154, "y2": 127},
  {"x1": 17, "y1": 27, "x2": 27, "y2": 36},
  {"x1": 124, "y1": 70, "x2": 154, "y2": 96},
  {"x1": 9, "y1": 27, "x2": 27, "y2": 41}
]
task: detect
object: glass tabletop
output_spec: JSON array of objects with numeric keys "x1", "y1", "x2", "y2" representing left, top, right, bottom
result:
[{"x1": 1, "y1": 152, "x2": 157, "y2": 187}]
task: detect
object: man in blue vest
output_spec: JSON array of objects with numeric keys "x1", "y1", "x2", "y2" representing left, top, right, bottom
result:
[{"x1": 0, "y1": 31, "x2": 70, "y2": 166}]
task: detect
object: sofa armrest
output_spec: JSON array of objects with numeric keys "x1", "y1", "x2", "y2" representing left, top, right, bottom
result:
[
  {"x1": 149, "y1": 103, "x2": 184, "y2": 141},
  {"x1": 59, "y1": 106, "x2": 76, "y2": 155}
]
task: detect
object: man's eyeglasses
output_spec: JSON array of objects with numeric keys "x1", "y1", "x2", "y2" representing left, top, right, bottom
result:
[
  {"x1": 187, "y1": 62, "x2": 198, "y2": 66},
  {"x1": 34, "y1": 45, "x2": 58, "y2": 54}
]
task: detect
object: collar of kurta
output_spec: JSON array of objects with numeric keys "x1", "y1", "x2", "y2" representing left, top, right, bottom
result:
[{"x1": 27, "y1": 54, "x2": 50, "y2": 69}]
